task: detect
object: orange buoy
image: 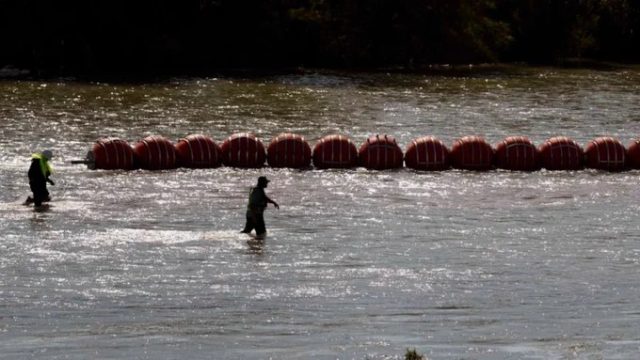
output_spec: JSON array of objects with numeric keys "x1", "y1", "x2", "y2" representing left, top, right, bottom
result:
[
  {"x1": 627, "y1": 139, "x2": 640, "y2": 169},
  {"x1": 220, "y1": 133, "x2": 266, "y2": 168},
  {"x1": 312, "y1": 134, "x2": 358, "y2": 169},
  {"x1": 267, "y1": 133, "x2": 312, "y2": 168},
  {"x1": 584, "y1": 137, "x2": 626, "y2": 171},
  {"x1": 132, "y1": 135, "x2": 177, "y2": 170},
  {"x1": 404, "y1": 136, "x2": 450, "y2": 171},
  {"x1": 450, "y1": 136, "x2": 494, "y2": 171},
  {"x1": 88, "y1": 138, "x2": 136, "y2": 170},
  {"x1": 494, "y1": 136, "x2": 540, "y2": 171},
  {"x1": 358, "y1": 134, "x2": 403, "y2": 170},
  {"x1": 175, "y1": 134, "x2": 222, "y2": 168},
  {"x1": 538, "y1": 136, "x2": 584, "y2": 170}
]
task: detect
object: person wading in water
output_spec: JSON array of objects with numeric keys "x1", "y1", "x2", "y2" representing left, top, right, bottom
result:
[
  {"x1": 25, "y1": 150, "x2": 55, "y2": 208},
  {"x1": 241, "y1": 176, "x2": 279, "y2": 239}
]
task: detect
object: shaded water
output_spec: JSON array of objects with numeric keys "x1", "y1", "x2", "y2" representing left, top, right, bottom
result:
[{"x1": 1, "y1": 67, "x2": 640, "y2": 359}]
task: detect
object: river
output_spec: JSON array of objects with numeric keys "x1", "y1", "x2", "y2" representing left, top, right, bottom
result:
[{"x1": 1, "y1": 67, "x2": 640, "y2": 359}]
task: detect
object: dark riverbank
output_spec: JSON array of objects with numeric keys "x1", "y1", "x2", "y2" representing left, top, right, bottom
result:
[
  {"x1": 1, "y1": 1, "x2": 639, "y2": 79},
  {"x1": 2, "y1": 61, "x2": 638, "y2": 85}
]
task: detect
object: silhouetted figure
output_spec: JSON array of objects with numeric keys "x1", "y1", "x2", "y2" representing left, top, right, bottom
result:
[
  {"x1": 241, "y1": 176, "x2": 279, "y2": 239},
  {"x1": 26, "y1": 150, "x2": 54, "y2": 207}
]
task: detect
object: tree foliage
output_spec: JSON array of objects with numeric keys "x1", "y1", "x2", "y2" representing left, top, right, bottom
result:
[{"x1": 0, "y1": 0, "x2": 637, "y2": 76}]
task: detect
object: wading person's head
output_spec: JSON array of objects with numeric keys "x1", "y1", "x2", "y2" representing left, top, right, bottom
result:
[
  {"x1": 257, "y1": 176, "x2": 270, "y2": 188},
  {"x1": 42, "y1": 150, "x2": 53, "y2": 160}
]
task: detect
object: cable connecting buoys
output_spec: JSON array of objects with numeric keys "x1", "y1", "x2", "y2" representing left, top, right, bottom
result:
[
  {"x1": 358, "y1": 134, "x2": 404, "y2": 170},
  {"x1": 267, "y1": 133, "x2": 311, "y2": 168},
  {"x1": 312, "y1": 134, "x2": 358, "y2": 169},
  {"x1": 627, "y1": 139, "x2": 640, "y2": 169},
  {"x1": 220, "y1": 132, "x2": 266, "y2": 168},
  {"x1": 494, "y1": 136, "x2": 540, "y2": 171},
  {"x1": 175, "y1": 134, "x2": 222, "y2": 168},
  {"x1": 82, "y1": 138, "x2": 136, "y2": 170},
  {"x1": 538, "y1": 136, "x2": 584, "y2": 170},
  {"x1": 404, "y1": 136, "x2": 450, "y2": 171},
  {"x1": 450, "y1": 136, "x2": 494, "y2": 171},
  {"x1": 584, "y1": 137, "x2": 626, "y2": 171},
  {"x1": 132, "y1": 135, "x2": 177, "y2": 170}
]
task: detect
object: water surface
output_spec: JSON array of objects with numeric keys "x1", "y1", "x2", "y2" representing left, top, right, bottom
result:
[{"x1": 1, "y1": 67, "x2": 640, "y2": 359}]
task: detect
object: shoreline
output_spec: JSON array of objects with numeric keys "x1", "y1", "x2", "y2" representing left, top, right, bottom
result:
[{"x1": 2, "y1": 60, "x2": 639, "y2": 83}]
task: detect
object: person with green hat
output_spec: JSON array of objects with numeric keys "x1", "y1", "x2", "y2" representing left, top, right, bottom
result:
[
  {"x1": 241, "y1": 176, "x2": 279, "y2": 239},
  {"x1": 25, "y1": 150, "x2": 55, "y2": 207}
]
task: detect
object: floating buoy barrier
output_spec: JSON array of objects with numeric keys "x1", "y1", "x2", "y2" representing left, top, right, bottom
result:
[
  {"x1": 267, "y1": 133, "x2": 311, "y2": 168},
  {"x1": 358, "y1": 134, "x2": 403, "y2": 170},
  {"x1": 312, "y1": 134, "x2": 358, "y2": 169},
  {"x1": 220, "y1": 133, "x2": 266, "y2": 168},
  {"x1": 175, "y1": 134, "x2": 222, "y2": 168},
  {"x1": 538, "y1": 136, "x2": 584, "y2": 170},
  {"x1": 405, "y1": 136, "x2": 449, "y2": 171},
  {"x1": 627, "y1": 139, "x2": 640, "y2": 169},
  {"x1": 494, "y1": 136, "x2": 540, "y2": 171},
  {"x1": 72, "y1": 133, "x2": 640, "y2": 173},
  {"x1": 450, "y1": 136, "x2": 494, "y2": 171},
  {"x1": 72, "y1": 137, "x2": 136, "y2": 170},
  {"x1": 133, "y1": 135, "x2": 177, "y2": 170},
  {"x1": 584, "y1": 137, "x2": 626, "y2": 171}
]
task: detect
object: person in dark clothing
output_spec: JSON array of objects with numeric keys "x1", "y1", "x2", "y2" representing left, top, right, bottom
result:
[
  {"x1": 26, "y1": 150, "x2": 55, "y2": 207},
  {"x1": 241, "y1": 176, "x2": 279, "y2": 239}
]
